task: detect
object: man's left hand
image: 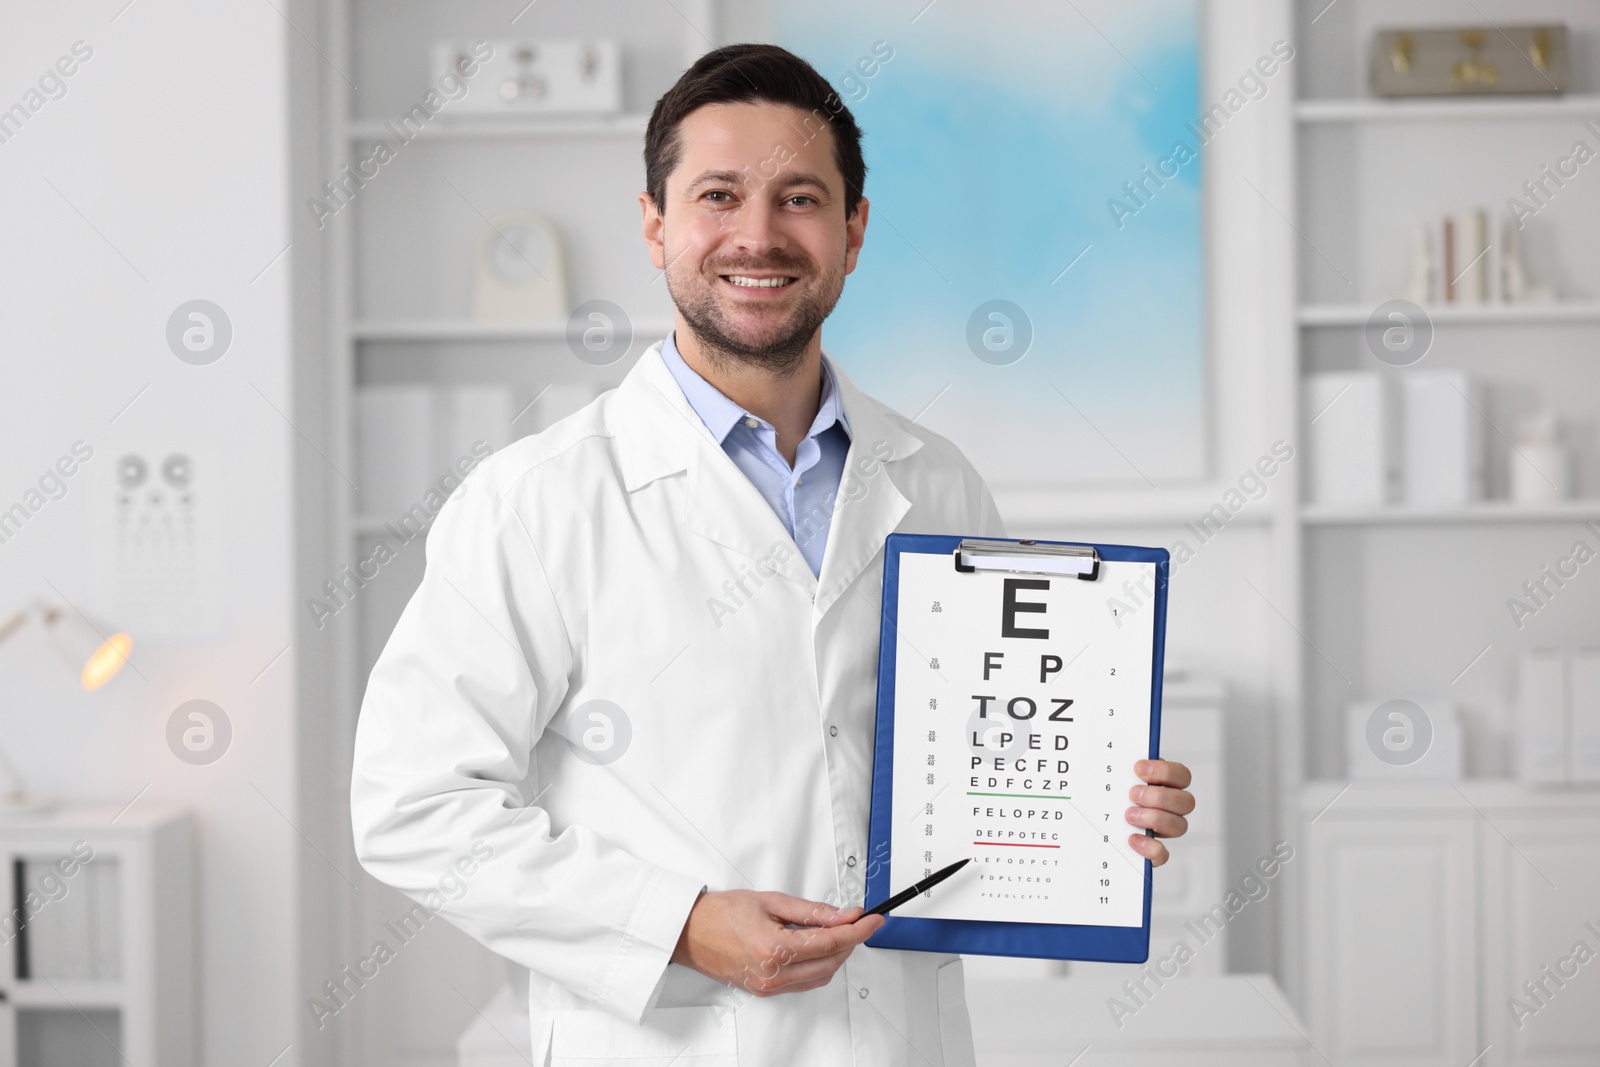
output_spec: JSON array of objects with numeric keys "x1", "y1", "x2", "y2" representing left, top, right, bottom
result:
[{"x1": 1124, "y1": 759, "x2": 1193, "y2": 866}]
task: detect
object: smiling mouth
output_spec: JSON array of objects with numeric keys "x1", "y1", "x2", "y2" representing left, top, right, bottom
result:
[{"x1": 720, "y1": 274, "x2": 797, "y2": 289}]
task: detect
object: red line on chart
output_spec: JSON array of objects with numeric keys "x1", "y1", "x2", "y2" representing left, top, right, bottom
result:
[{"x1": 973, "y1": 842, "x2": 1060, "y2": 848}]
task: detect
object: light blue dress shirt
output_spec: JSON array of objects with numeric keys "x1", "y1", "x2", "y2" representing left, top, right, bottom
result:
[{"x1": 659, "y1": 330, "x2": 852, "y2": 578}]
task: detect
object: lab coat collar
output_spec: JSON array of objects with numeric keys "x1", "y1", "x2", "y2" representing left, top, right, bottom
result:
[
  {"x1": 613, "y1": 339, "x2": 923, "y2": 614},
  {"x1": 810, "y1": 354, "x2": 922, "y2": 618},
  {"x1": 658, "y1": 328, "x2": 854, "y2": 447},
  {"x1": 610, "y1": 340, "x2": 704, "y2": 493}
]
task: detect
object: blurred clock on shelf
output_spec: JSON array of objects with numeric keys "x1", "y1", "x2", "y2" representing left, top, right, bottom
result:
[{"x1": 472, "y1": 211, "x2": 568, "y2": 320}]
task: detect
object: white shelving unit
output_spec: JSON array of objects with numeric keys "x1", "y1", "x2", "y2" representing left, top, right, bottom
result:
[
  {"x1": 1301, "y1": 500, "x2": 1600, "y2": 525},
  {"x1": 315, "y1": 4, "x2": 716, "y2": 1065},
  {"x1": 347, "y1": 114, "x2": 652, "y2": 141},
  {"x1": 349, "y1": 316, "x2": 676, "y2": 342},
  {"x1": 1296, "y1": 92, "x2": 1600, "y2": 122},
  {"x1": 1282, "y1": 2, "x2": 1600, "y2": 1062},
  {"x1": 0, "y1": 806, "x2": 193, "y2": 1067},
  {"x1": 1298, "y1": 301, "x2": 1600, "y2": 325}
]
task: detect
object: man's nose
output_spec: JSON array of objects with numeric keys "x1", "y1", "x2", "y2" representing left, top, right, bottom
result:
[{"x1": 727, "y1": 195, "x2": 787, "y2": 254}]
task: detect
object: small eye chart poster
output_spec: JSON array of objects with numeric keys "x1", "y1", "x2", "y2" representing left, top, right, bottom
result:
[{"x1": 868, "y1": 535, "x2": 1167, "y2": 956}]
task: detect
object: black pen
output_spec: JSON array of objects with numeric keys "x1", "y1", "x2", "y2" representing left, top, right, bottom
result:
[{"x1": 863, "y1": 857, "x2": 971, "y2": 917}]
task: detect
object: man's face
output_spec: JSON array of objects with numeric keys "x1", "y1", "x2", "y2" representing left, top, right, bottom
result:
[{"x1": 640, "y1": 100, "x2": 868, "y2": 373}]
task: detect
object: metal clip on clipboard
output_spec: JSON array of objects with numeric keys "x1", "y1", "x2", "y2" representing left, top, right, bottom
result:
[{"x1": 952, "y1": 539, "x2": 1100, "y2": 581}]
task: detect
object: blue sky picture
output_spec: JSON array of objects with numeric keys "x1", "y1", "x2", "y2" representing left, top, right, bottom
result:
[{"x1": 775, "y1": 0, "x2": 1204, "y2": 487}]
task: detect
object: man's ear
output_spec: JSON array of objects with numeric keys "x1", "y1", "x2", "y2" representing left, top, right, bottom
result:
[
  {"x1": 639, "y1": 191, "x2": 666, "y2": 271},
  {"x1": 843, "y1": 196, "x2": 869, "y2": 276}
]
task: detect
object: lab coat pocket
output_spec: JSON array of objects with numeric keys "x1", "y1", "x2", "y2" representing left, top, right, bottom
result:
[
  {"x1": 549, "y1": 1004, "x2": 737, "y2": 1066},
  {"x1": 935, "y1": 957, "x2": 976, "y2": 1067}
]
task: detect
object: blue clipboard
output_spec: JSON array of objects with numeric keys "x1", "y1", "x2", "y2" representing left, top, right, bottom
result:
[{"x1": 863, "y1": 533, "x2": 1169, "y2": 963}]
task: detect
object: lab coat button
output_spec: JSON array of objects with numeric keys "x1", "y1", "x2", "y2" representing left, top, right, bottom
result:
[
  {"x1": 846, "y1": 855, "x2": 857, "y2": 867},
  {"x1": 829, "y1": 725, "x2": 838, "y2": 737},
  {"x1": 859, "y1": 988, "x2": 869, "y2": 998}
]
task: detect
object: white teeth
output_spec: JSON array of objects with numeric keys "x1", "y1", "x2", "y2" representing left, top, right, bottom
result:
[{"x1": 725, "y1": 275, "x2": 793, "y2": 288}]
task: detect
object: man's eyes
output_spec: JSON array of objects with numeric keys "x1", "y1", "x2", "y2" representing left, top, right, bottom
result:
[{"x1": 700, "y1": 191, "x2": 818, "y2": 207}]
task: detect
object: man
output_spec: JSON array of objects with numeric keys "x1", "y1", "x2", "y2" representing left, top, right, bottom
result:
[{"x1": 351, "y1": 43, "x2": 1194, "y2": 1066}]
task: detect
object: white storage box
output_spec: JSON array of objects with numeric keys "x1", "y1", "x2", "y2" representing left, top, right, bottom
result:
[{"x1": 1305, "y1": 372, "x2": 1397, "y2": 506}]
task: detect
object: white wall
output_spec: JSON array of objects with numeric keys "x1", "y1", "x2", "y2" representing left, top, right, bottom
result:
[{"x1": 0, "y1": 2, "x2": 299, "y2": 1063}]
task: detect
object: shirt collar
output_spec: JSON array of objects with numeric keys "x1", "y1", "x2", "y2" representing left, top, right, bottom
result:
[{"x1": 659, "y1": 328, "x2": 853, "y2": 446}]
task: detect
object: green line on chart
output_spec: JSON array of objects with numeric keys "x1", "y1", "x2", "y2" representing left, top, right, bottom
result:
[{"x1": 967, "y1": 792, "x2": 1072, "y2": 800}]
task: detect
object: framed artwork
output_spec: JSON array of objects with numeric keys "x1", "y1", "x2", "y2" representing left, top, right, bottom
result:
[{"x1": 775, "y1": 0, "x2": 1204, "y2": 487}]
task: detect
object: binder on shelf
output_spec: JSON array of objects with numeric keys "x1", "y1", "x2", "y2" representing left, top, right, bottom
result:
[
  {"x1": 1305, "y1": 373, "x2": 1398, "y2": 506},
  {"x1": 15, "y1": 854, "x2": 122, "y2": 981},
  {"x1": 1401, "y1": 370, "x2": 1484, "y2": 506},
  {"x1": 1574, "y1": 651, "x2": 1600, "y2": 783},
  {"x1": 1519, "y1": 648, "x2": 1600, "y2": 785},
  {"x1": 1519, "y1": 649, "x2": 1569, "y2": 785},
  {"x1": 357, "y1": 385, "x2": 515, "y2": 518}
]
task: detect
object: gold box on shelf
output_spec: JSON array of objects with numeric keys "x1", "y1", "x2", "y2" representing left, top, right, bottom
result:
[{"x1": 1370, "y1": 26, "x2": 1567, "y2": 97}]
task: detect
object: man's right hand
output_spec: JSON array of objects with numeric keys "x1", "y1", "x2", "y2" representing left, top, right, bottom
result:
[{"x1": 670, "y1": 889, "x2": 885, "y2": 996}]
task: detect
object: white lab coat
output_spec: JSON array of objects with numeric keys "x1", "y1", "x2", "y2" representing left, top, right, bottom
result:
[{"x1": 351, "y1": 339, "x2": 1007, "y2": 1066}]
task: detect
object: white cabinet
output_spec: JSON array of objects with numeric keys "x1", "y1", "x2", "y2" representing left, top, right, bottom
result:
[
  {"x1": 1480, "y1": 813, "x2": 1600, "y2": 1067},
  {"x1": 1304, "y1": 793, "x2": 1477, "y2": 1066},
  {"x1": 0, "y1": 806, "x2": 193, "y2": 1067},
  {"x1": 1301, "y1": 783, "x2": 1600, "y2": 1067}
]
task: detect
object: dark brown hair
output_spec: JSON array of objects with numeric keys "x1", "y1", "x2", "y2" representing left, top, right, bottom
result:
[{"x1": 644, "y1": 44, "x2": 867, "y2": 220}]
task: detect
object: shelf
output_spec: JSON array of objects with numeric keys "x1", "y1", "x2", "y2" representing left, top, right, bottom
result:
[
  {"x1": 351, "y1": 318, "x2": 675, "y2": 343},
  {"x1": 993, "y1": 486, "x2": 1279, "y2": 529},
  {"x1": 1301, "y1": 500, "x2": 1600, "y2": 525},
  {"x1": 1300, "y1": 779, "x2": 1600, "y2": 815},
  {"x1": 352, "y1": 514, "x2": 432, "y2": 538},
  {"x1": 353, "y1": 515, "x2": 390, "y2": 537},
  {"x1": 347, "y1": 113, "x2": 649, "y2": 142},
  {"x1": 1297, "y1": 94, "x2": 1600, "y2": 123},
  {"x1": 9, "y1": 980, "x2": 126, "y2": 1009},
  {"x1": 1299, "y1": 302, "x2": 1600, "y2": 326}
]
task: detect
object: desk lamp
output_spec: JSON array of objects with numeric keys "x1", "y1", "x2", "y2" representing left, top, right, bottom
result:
[{"x1": 0, "y1": 600, "x2": 134, "y2": 813}]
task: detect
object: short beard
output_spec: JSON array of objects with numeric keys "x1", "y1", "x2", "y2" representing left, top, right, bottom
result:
[{"x1": 666, "y1": 253, "x2": 846, "y2": 379}]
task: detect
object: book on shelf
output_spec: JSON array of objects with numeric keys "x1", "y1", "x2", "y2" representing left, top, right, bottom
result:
[
  {"x1": 1405, "y1": 206, "x2": 1553, "y2": 308},
  {"x1": 15, "y1": 855, "x2": 122, "y2": 981}
]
